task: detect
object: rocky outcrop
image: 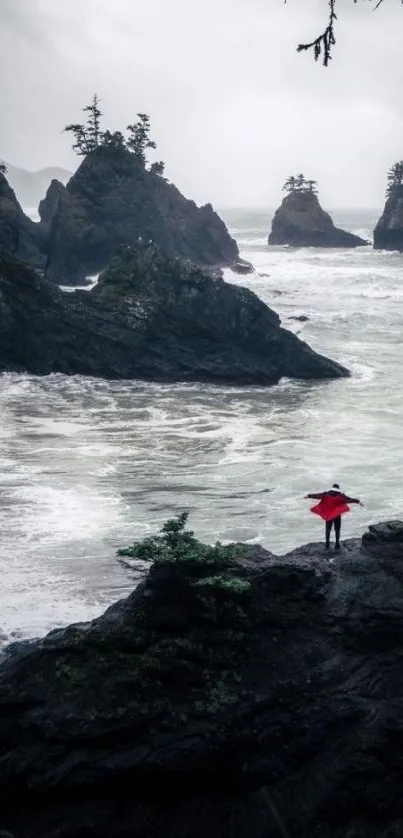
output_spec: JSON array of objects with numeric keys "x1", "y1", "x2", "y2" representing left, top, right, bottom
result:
[
  {"x1": 5, "y1": 162, "x2": 72, "y2": 208},
  {"x1": 1, "y1": 519, "x2": 403, "y2": 837},
  {"x1": 373, "y1": 188, "x2": 403, "y2": 251},
  {"x1": 43, "y1": 147, "x2": 239, "y2": 285},
  {"x1": 38, "y1": 178, "x2": 66, "y2": 232},
  {"x1": 0, "y1": 172, "x2": 45, "y2": 267},
  {"x1": 0, "y1": 247, "x2": 348, "y2": 384},
  {"x1": 269, "y1": 191, "x2": 368, "y2": 248}
]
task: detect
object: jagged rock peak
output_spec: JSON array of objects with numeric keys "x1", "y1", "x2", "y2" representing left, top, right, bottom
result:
[
  {"x1": 44, "y1": 147, "x2": 240, "y2": 285},
  {"x1": 38, "y1": 178, "x2": 66, "y2": 228}
]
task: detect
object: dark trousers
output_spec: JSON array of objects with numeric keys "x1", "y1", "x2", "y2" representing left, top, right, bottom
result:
[{"x1": 325, "y1": 516, "x2": 341, "y2": 547}]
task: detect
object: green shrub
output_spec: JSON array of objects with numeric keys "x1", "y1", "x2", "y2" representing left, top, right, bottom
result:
[{"x1": 117, "y1": 512, "x2": 250, "y2": 595}]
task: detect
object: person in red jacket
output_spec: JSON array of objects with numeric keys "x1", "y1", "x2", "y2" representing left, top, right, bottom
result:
[{"x1": 304, "y1": 483, "x2": 363, "y2": 550}]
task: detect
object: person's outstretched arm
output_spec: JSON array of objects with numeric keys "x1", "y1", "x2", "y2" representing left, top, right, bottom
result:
[
  {"x1": 342, "y1": 494, "x2": 363, "y2": 506},
  {"x1": 304, "y1": 492, "x2": 325, "y2": 499}
]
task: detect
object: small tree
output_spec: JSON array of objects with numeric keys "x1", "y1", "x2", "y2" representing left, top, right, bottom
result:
[
  {"x1": 64, "y1": 93, "x2": 103, "y2": 156},
  {"x1": 83, "y1": 93, "x2": 102, "y2": 149},
  {"x1": 282, "y1": 175, "x2": 296, "y2": 193},
  {"x1": 0, "y1": 160, "x2": 6, "y2": 175},
  {"x1": 295, "y1": 173, "x2": 306, "y2": 191},
  {"x1": 305, "y1": 179, "x2": 318, "y2": 195},
  {"x1": 149, "y1": 160, "x2": 165, "y2": 177},
  {"x1": 100, "y1": 130, "x2": 126, "y2": 152},
  {"x1": 386, "y1": 161, "x2": 403, "y2": 198},
  {"x1": 117, "y1": 512, "x2": 250, "y2": 594},
  {"x1": 126, "y1": 113, "x2": 157, "y2": 165}
]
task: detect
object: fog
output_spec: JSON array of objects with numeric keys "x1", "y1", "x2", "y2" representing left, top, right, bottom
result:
[{"x1": 1, "y1": 0, "x2": 403, "y2": 208}]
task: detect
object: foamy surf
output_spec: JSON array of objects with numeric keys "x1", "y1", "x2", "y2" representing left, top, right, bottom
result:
[{"x1": 2, "y1": 207, "x2": 403, "y2": 645}]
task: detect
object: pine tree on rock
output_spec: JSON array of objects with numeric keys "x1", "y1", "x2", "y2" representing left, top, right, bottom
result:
[
  {"x1": 282, "y1": 174, "x2": 318, "y2": 195},
  {"x1": 126, "y1": 114, "x2": 157, "y2": 166},
  {"x1": 149, "y1": 161, "x2": 165, "y2": 177},
  {"x1": 100, "y1": 130, "x2": 126, "y2": 152},
  {"x1": 386, "y1": 161, "x2": 403, "y2": 197},
  {"x1": 64, "y1": 94, "x2": 104, "y2": 156},
  {"x1": 282, "y1": 175, "x2": 296, "y2": 193},
  {"x1": 83, "y1": 94, "x2": 102, "y2": 150}
]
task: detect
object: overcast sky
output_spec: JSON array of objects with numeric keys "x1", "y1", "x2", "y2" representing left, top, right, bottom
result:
[{"x1": 1, "y1": 0, "x2": 403, "y2": 208}]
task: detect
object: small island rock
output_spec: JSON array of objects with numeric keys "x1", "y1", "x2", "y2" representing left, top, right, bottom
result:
[
  {"x1": 374, "y1": 190, "x2": 403, "y2": 251},
  {"x1": 269, "y1": 188, "x2": 368, "y2": 248},
  {"x1": 374, "y1": 160, "x2": 403, "y2": 251},
  {"x1": 44, "y1": 147, "x2": 239, "y2": 285}
]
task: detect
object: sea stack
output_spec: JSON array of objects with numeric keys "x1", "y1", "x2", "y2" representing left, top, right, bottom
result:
[
  {"x1": 269, "y1": 174, "x2": 368, "y2": 248},
  {"x1": 374, "y1": 160, "x2": 403, "y2": 251},
  {"x1": 43, "y1": 146, "x2": 239, "y2": 285}
]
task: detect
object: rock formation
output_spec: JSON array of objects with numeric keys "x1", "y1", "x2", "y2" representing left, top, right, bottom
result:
[
  {"x1": 0, "y1": 172, "x2": 45, "y2": 267},
  {"x1": 43, "y1": 147, "x2": 239, "y2": 285},
  {"x1": 0, "y1": 247, "x2": 348, "y2": 384},
  {"x1": 38, "y1": 178, "x2": 66, "y2": 232},
  {"x1": 1, "y1": 518, "x2": 403, "y2": 837},
  {"x1": 269, "y1": 191, "x2": 368, "y2": 248},
  {"x1": 4, "y1": 162, "x2": 72, "y2": 208},
  {"x1": 373, "y1": 188, "x2": 403, "y2": 251}
]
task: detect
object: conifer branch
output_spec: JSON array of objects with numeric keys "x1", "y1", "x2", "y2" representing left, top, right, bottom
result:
[{"x1": 285, "y1": 0, "x2": 398, "y2": 67}]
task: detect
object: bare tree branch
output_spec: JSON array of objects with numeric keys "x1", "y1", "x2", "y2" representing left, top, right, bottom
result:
[{"x1": 285, "y1": 0, "x2": 399, "y2": 67}]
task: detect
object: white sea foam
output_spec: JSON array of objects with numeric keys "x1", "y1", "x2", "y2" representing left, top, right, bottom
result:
[{"x1": 2, "y1": 208, "x2": 403, "y2": 645}]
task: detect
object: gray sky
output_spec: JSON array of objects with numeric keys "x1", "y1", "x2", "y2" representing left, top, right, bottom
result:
[{"x1": 1, "y1": 0, "x2": 403, "y2": 208}]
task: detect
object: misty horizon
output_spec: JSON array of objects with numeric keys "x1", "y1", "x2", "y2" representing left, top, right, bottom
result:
[{"x1": 2, "y1": 0, "x2": 403, "y2": 209}]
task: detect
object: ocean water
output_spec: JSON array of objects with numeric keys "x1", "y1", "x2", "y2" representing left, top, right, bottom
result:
[{"x1": 1, "y1": 206, "x2": 403, "y2": 645}]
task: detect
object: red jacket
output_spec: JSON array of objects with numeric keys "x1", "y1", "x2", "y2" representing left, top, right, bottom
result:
[{"x1": 307, "y1": 490, "x2": 360, "y2": 522}]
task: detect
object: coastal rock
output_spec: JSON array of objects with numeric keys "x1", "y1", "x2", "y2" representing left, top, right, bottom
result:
[
  {"x1": 269, "y1": 191, "x2": 368, "y2": 248},
  {"x1": 4, "y1": 162, "x2": 71, "y2": 208},
  {"x1": 230, "y1": 259, "x2": 254, "y2": 275},
  {"x1": 38, "y1": 178, "x2": 66, "y2": 232},
  {"x1": 373, "y1": 189, "x2": 403, "y2": 251},
  {"x1": 0, "y1": 247, "x2": 348, "y2": 384},
  {"x1": 1, "y1": 519, "x2": 403, "y2": 837},
  {"x1": 0, "y1": 172, "x2": 45, "y2": 267},
  {"x1": 44, "y1": 147, "x2": 239, "y2": 285}
]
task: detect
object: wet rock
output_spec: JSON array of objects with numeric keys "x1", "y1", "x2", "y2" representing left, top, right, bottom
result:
[
  {"x1": 4, "y1": 162, "x2": 71, "y2": 208},
  {"x1": 230, "y1": 260, "x2": 254, "y2": 275},
  {"x1": 374, "y1": 189, "x2": 403, "y2": 251},
  {"x1": 288, "y1": 315, "x2": 309, "y2": 322},
  {"x1": 1, "y1": 521, "x2": 403, "y2": 836},
  {"x1": 38, "y1": 179, "x2": 66, "y2": 233},
  {"x1": 0, "y1": 246, "x2": 349, "y2": 385},
  {"x1": 0, "y1": 172, "x2": 45, "y2": 267},
  {"x1": 269, "y1": 191, "x2": 368, "y2": 248},
  {"x1": 44, "y1": 147, "x2": 239, "y2": 285}
]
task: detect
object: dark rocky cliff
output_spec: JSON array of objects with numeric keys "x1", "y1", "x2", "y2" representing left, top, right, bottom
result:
[
  {"x1": 269, "y1": 191, "x2": 368, "y2": 248},
  {"x1": 0, "y1": 519, "x2": 403, "y2": 837},
  {"x1": 0, "y1": 172, "x2": 45, "y2": 267},
  {"x1": 38, "y1": 178, "x2": 66, "y2": 232},
  {"x1": 373, "y1": 188, "x2": 403, "y2": 251},
  {"x1": 0, "y1": 247, "x2": 348, "y2": 384},
  {"x1": 43, "y1": 148, "x2": 239, "y2": 285}
]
